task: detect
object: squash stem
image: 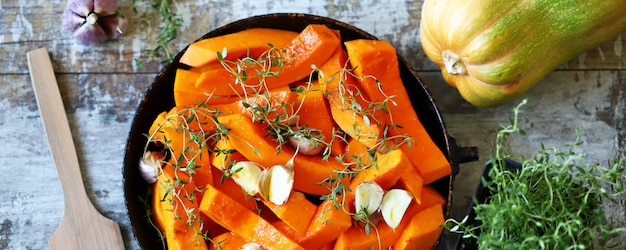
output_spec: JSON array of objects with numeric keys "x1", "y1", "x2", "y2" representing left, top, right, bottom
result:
[{"x1": 442, "y1": 50, "x2": 467, "y2": 75}]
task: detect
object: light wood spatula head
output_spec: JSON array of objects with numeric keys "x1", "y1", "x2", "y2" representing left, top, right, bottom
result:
[{"x1": 27, "y1": 48, "x2": 125, "y2": 250}]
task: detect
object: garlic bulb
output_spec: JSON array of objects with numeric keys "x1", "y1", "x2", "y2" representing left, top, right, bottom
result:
[{"x1": 62, "y1": 0, "x2": 128, "y2": 44}]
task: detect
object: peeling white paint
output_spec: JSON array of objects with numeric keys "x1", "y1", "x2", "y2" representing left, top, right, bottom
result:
[
  {"x1": 69, "y1": 42, "x2": 84, "y2": 68},
  {"x1": 177, "y1": 2, "x2": 193, "y2": 30},
  {"x1": 132, "y1": 38, "x2": 143, "y2": 72},
  {"x1": 11, "y1": 5, "x2": 34, "y2": 41},
  {"x1": 118, "y1": 43, "x2": 125, "y2": 61}
]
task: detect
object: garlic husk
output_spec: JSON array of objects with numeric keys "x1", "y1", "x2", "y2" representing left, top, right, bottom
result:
[
  {"x1": 93, "y1": 0, "x2": 118, "y2": 16},
  {"x1": 61, "y1": 8, "x2": 86, "y2": 31},
  {"x1": 67, "y1": 0, "x2": 93, "y2": 16},
  {"x1": 73, "y1": 22, "x2": 108, "y2": 44},
  {"x1": 230, "y1": 161, "x2": 264, "y2": 196},
  {"x1": 138, "y1": 151, "x2": 163, "y2": 184},
  {"x1": 354, "y1": 182, "x2": 384, "y2": 215},
  {"x1": 380, "y1": 189, "x2": 413, "y2": 230},
  {"x1": 288, "y1": 127, "x2": 325, "y2": 156},
  {"x1": 258, "y1": 164, "x2": 295, "y2": 205},
  {"x1": 286, "y1": 115, "x2": 300, "y2": 127},
  {"x1": 100, "y1": 14, "x2": 128, "y2": 39}
]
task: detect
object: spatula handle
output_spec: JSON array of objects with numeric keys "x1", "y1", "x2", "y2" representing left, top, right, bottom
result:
[
  {"x1": 28, "y1": 48, "x2": 124, "y2": 250},
  {"x1": 27, "y1": 48, "x2": 91, "y2": 214}
]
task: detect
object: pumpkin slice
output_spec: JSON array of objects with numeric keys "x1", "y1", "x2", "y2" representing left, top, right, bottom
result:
[
  {"x1": 319, "y1": 45, "x2": 381, "y2": 148},
  {"x1": 210, "y1": 232, "x2": 248, "y2": 249},
  {"x1": 179, "y1": 28, "x2": 299, "y2": 68},
  {"x1": 393, "y1": 204, "x2": 445, "y2": 250},
  {"x1": 152, "y1": 167, "x2": 207, "y2": 250},
  {"x1": 297, "y1": 199, "x2": 352, "y2": 249},
  {"x1": 262, "y1": 191, "x2": 317, "y2": 234},
  {"x1": 292, "y1": 81, "x2": 344, "y2": 156},
  {"x1": 174, "y1": 68, "x2": 240, "y2": 108},
  {"x1": 210, "y1": 137, "x2": 247, "y2": 170},
  {"x1": 345, "y1": 39, "x2": 451, "y2": 184},
  {"x1": 349, "y1": 149, "x2": 411, "y2": 191},
  {"x1": 195, "y1": 24, "x2": 341, "y2": 96},
  {"x1": 343, "y1": 137, "x2": 374, "y2": 169},
  {"x1": 333, "y1": 202, "x2": 420, "y2": 250},
  {"x1": 199, "y1": 184, "x2": 304, "y2": 249}
]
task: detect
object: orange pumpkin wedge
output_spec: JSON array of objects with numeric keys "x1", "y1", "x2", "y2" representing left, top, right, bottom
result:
[
  {"x1": 199, "y1": 184, "x2": 304, "y2": 249},
  {"x1": 344, "y1": 39, "x2": 451, "y2": 184},
  {"x1": 394, "y1": 204, "x2": 445, "y2": 250},
  {"x1": 195, "y1": 24, "x2": 341, "y2": 96},
  {"x1": 153, "y1": 167, "x2": 207, "y2": 250},
  {"x1": 179, "y1": 28, "x2": 299, "y2": 68},
  {"x1": 320, "y1": 45, "x2": 381, "y2": 148}
]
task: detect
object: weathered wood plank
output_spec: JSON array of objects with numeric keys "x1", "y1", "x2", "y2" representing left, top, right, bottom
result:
[
  {"x1": 1, "y1": 1, "x2": 625, "y2": 74},
  {"x1": 1, "y1": 0, "x2": 625, "y2": 249}
]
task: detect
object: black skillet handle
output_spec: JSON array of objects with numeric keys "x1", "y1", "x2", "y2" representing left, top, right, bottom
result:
[
  {"x1": 448, "y1": 136, "x2": 479, "y2": 177},
  {"x1": 436, "y1": 136, "x2": 479, "y2": 250}
]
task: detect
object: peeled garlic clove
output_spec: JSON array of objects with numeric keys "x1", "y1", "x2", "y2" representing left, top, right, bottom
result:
[
  {"x1": 100, "y1": 14, "x2": 128, "y2": 39},
  {"x1": 380, "y1": 189, "x2": 413, "y2": 230},
  {"x1": 241, "y1": 242, "x2": 262, "y2": 250},
  {"x1": 138, "y1": 151, "x2": 163, "y2": 184},
  {"x1": 288, "y1": 127, "x2": 325, "y2": 156},
  {"x1": 93, "y1": 0, "x2": 118, "y2": 16},
  {"x1": 258, "y1": 164, "x2": 295, "y2": 205},
  {"x1": 258, "y1": 168, "x2": 271, "y2": 201},
  {"x1": 230, "y1": 161, "x2": 264, "y2": 196},
  {"x1": 354, "y1": 182, "x2": 384, "y2": 215}
]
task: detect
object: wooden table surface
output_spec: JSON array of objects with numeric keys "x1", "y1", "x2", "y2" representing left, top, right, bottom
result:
[{"x1": 1, "y1": 1, "x2": 625, "y2": 249}]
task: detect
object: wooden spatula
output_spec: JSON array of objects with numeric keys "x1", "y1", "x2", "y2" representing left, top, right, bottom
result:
[{"x1": 27, "y1": 48, "x2": 125, "y2": 250}]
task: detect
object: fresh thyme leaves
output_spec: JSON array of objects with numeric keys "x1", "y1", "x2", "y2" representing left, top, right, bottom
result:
[
  {"x1": 446, "y1": 99, "x2": 626, "y2": 249},
  {"x1": 132, "y1": 0, "x2": 182, "y2": 68}
]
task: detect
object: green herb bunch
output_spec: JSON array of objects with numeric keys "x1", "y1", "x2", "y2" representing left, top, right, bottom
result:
[
  {"x1": 447, "y1": 99, "x2": 626, "y2": 249},
  {"x1": 132, "y1": 0, "x2": 182, "y2": 68}
]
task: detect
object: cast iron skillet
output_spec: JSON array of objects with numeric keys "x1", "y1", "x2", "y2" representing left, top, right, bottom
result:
[{"x1": 124, "y1": 13, "x2": 468, "y2": 249}]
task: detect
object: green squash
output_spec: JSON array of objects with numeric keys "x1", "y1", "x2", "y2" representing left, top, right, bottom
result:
[{"x1": 420, "y1": 0, "x2": 626, "y2": 107}]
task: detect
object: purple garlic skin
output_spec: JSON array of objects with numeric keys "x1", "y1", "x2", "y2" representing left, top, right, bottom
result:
[{"x1": 62, "y1": 0, "x2": 127, "y2": 44}]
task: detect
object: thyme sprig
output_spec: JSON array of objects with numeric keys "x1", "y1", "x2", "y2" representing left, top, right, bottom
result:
[
  {"x1": 132, "y1": 0, "x2": 182, "y2": 68},
  {"x1": 445, "y1": 99, "x2": 626, "y2": 249}
]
